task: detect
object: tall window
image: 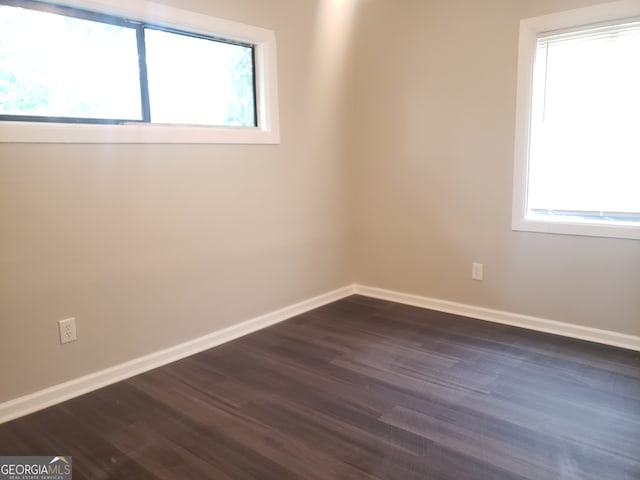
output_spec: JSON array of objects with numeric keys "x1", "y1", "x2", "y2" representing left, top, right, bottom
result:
[
  {"x1": 0, "y1": 0, "x2": 279, "y2": 143},
  {"x1": 513, "y1": 3, "x2": 640, "y2": 240}
]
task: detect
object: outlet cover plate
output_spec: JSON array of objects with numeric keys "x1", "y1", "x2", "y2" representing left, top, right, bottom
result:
[
  {"x1": 472, "y1": 263, "x2": 484, "y2": 281},
  {"x1": 59, "y1": 317, "x2": 77, "y2": 344}
]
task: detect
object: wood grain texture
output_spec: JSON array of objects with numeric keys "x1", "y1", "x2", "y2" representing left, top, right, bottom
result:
[{"x1": 1, "y1": 295, "x2": 639, "y2": 479}]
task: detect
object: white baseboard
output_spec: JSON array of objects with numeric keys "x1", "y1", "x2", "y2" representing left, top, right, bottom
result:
[
  {"x1": 3, "y1": 282, "x2": 637, "y2": 424},
  {"x1": 0, "y1": 285, "x2": 356, "y2": 424},
  {"x1": 354, "y1": 285, "x2": 640, "y2": 352}
]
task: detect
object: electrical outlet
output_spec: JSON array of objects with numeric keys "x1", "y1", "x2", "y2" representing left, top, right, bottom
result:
[
  {"x1": 472, "y1": 263, "x2": 484, "y2": 281},
  {"x1": 58, "y1": 317, "x2": 77, "y2": 344}
]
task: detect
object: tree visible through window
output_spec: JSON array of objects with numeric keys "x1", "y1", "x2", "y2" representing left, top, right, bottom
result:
[
  {"x1": 0, "y1": 0, "x2": 256, "y2": 127},
  {"x1": 0, "y1": 4, "x2": 141, "y2": 120}
]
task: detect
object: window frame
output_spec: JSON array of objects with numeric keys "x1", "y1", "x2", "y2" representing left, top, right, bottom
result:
[
  {"x1": 512, "y1": 0, "x2": 640, "y2": 240},
  {"x1": 0, "y1": 0, "x2": 280, "y2": 144}
]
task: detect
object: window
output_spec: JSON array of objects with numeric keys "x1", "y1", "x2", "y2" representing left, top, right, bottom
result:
[
  {"x1": 0, "y1": 3, "x2": 143, "y2": 122},
  {"x1": 144, "y1": 29, "x2": 255, "y2": 127},
  {"x1": 513, "y1": 1, "x2": 640, "y2": 240},
  {"x1": 0, "y1": 0, "x2": 279, "y2": 143}
]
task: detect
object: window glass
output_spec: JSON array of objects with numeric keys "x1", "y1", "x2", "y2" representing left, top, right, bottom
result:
[
  {"x1": 527, "y1": 21, "x2": 640, "y2": 225},
  {"x1": 0, "y1": 4, "x2": 142, "y2": 120},
  {"x1": 145, "y1": 29, "x2": 255, "y2": 127}
]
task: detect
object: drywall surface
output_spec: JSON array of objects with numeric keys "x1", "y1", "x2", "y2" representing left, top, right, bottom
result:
[
  {"x1": 0, "y1": 0, "x2": 352, "y2": 403},
  {"x1": 348, "y1": 0, "x2": 640, "y2": 337}
]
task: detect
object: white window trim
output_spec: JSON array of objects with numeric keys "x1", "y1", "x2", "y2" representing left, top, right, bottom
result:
[
  {"x1": 0, "y1": 0, "x2": 280, "y2": 144},
  {"x1": 512, "y1": 0, "x2": 640, "y2": 240}
]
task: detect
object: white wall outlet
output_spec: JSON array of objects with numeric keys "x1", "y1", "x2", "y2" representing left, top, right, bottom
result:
[
  {"x1": 58, "y1": 317, "x2": 77, "y2": 344},
  {"x1": 472, "y1": 262, "x2": 484, "y2": 281}
]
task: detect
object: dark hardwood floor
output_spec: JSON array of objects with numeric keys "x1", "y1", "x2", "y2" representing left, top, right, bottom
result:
[{"x1": 1, "y1": 295, "x2": 639, "y2": 479}]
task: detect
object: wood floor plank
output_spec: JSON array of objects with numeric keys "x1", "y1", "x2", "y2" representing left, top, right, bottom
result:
[{"x1": 1, "y1": 295, "x2": 639, "y2": 479}]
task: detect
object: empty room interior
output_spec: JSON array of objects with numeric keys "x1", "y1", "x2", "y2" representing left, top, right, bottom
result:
[{"x1": 0, "y1": 0, "x2": 639, "y2": 478}]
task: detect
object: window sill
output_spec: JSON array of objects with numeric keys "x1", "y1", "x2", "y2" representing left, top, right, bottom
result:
[
  {"x1": 0, "y1": 121, "x2": 280, "y2": 144},
  {"x1": 512, "y1": 216, "x2": 640, "y2": 241}
]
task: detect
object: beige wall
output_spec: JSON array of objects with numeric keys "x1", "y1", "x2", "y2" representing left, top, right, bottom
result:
[
  {"x1": 2, "y1": 0, "x2": 639, "y2": 405},
  {"x1": 348, "y1": 0, "x2": 640, "y2": 337},
  {"x1": 0, "y1": 0, "x2": 352, "y2": 403}
]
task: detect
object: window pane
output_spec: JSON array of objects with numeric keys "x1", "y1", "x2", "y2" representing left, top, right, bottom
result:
[
  {"x1": 0, "y1": 5, "x2": 142, "y2": 120},
  {"x1": 528, "y1": 22, "x2": 640, "y2": 222},
  {"x1": 145, "y1": 29, "x2": 255, "y2": 127}
]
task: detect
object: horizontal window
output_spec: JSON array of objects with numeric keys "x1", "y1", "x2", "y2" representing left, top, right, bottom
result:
[
  {"x1": 0, "y1": 0, "x2": 279, "y2": 143},
  {"x1": 513, "y1": 2, "x2": 640, "y2": 240}
]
